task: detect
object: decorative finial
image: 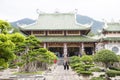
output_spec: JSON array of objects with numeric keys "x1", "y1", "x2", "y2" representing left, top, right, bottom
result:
[
  {"x1": 36, "y1": 9, "x2": 40, "y2": 14},
  {"x1": 119, "y1": 20, "x2": 120, "y2": 24},
  {"x1": 111, "y1": 18, "x2": 114, "y2": 23},
  {"x1": 102, "y1": 19, "x2": 108, "y2": 29},
  {"x1": 55, "y1": 8, "x2": 60, "y2": 13},
  {"x1": 102, "y1": 19, "x2": 107, "y2": 23},
  {"x1": 74, "y1": 9, "x2": 78, "y2": 14},
  {"x1": 36, "y1": 9, "x2": 43, "y2": 14}
]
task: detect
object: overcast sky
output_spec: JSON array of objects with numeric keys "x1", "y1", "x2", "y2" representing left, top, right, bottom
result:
[{"x1": 0, "y1": 0, "x2": 120, "y2": 22}]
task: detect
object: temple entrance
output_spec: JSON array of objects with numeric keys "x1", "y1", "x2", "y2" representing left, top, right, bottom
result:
[
  {"x1": 84, "y1": 47, "x2": 93, "y2": 55},
  {"x1": 68, "y1": 47, "x2": 79, "y2": 57},
  {"x1": 49, "y1": 47, "x2": 63, "y2": 57}
]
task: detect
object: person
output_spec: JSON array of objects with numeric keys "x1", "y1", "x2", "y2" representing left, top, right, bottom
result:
[
  {"x1": 54, "y1": 59, "x2": 57, "y2": 64},
  {"x1": 63, "y1": 60, "x2": 69, "y2": 70},
  {"x1": 53, "y1": 57, "x2": 58, "y2": 69}
]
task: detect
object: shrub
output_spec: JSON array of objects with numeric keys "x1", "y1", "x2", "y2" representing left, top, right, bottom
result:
[
  {"x1": 93, "y1": 49, "x2": 118, "y2": 69},
  {"x1": 70, "y1": 56, "x2": 81, "y2": 64},
  {"x1": 9, "y1": 63, "x2": 17, "y2": 68},
  {"x1": 70, "y1": 55, "x2": 94, "y2": 76},
  {"x1": 78, "y1": 71, "x2": 92, "y2": 76},
  {"x1": 75, "y1": 67, "x2": 84, "y2": 72},
  {"x1": 90, "y1": 77, "x2": 105, "y2": 80},
  {"x1": 100, "y1": 74, "x2": 105, "y2": 77},
  {"x1": 84, "y1": 65, "x2": 94, "y2": 68},
  {"x1": 70, "y1": 63, "x2": 82, "y2": 69},
  {"x1": 106, "y1": 70, "x2": 120, "y2": 77},
  {"x1": 90, "y1": 67, "x2": 102, "y2": 72},
  {"x1": 81, "y1": 55, "x2": 93, "y2": 64},
  {"x1": 109, "y1": 67, "x2": 120, "y2": 71},
  {"x1": 117, "y1": 55, "x2": 120, "y2": 61}
]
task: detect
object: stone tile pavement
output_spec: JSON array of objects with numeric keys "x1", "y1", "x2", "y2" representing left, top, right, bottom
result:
[{"x1": 44, "y1": 65, "x2": 80, "y2": 80}]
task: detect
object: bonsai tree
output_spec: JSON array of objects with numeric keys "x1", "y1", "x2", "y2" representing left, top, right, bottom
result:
[
  {"x1": 16, "y1": 35, "x2": 41, "y2": 72},
  {"x1": 93, "y1": 49, "x2": 118, "y2": 69},
  {"x1": 79, "y1": 55, "x2": 94, "y2": 75},
  {"x1": 0, "y1": 20, "x2": 16, "y2": 68},
  {"x1": 93, "y1": 49, "x2": 119, "y2": 79}
]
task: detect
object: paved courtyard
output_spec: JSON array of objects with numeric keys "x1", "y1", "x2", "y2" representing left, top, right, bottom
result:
[
  {"x1": 0, "y1": 58, "x2": 80, "y2": 80},
  {"x1": 44, "y1": 65, "x2": 80, "y2": 80},
  {"x1": 1, "y1": 58, "x2": 120, "y2": 80},
  {"x1": 0, "y1": 65, "x2": 80, "y2": 80}
]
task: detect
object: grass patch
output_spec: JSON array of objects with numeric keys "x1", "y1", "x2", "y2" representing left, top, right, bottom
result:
[
  {"x1": 90, "y1": 77, "x2": 105, "y2": 80},
  {"x1": 13, "y1": 71, "x2": 43, "y2": 75}
]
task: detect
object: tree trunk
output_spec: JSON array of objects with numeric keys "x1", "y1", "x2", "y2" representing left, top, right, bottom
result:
[
  {"x1": 105, "y1": 63, "x2": 111, "y2": 80},
  {"x1": 19, "y1": 61, "x2": 37, "y2": 72}
]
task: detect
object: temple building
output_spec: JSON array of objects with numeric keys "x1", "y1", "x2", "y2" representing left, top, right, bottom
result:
[
  {"x1": 19, "y1": 12, "x2": 100, "y2": 57},
  {"x1": 102, "y1": 22, "x2": 120, "y2": 55}
]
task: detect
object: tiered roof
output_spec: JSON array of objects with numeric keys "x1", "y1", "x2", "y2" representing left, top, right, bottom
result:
[
  {"x1": 37, "y1": 36, "x2": 98, "y2": 42},
  {"x1": 19, "y1": 13, "x2": 91, "y2": 30},
  {"x1": 103, "y1": 37, "x2": 120, "y2": 41},
  {"x1": 103, "y1": 22, "x2": 120, "y2": 41},
  {"x1": 103, "y1": 23, "x2": 120, "y2": 32},
  {"x1": 19, "y1": 12, "x2": 97, "y2": 43}
]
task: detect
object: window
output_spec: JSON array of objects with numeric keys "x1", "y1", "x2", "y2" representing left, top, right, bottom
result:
[
  {"x1": 112, "y1": 46, "x2": 119, "y2": 53},
  {"x1": 33, "y1": 31, "x2": 44, "y2": 34},
  {"x1": 67, "y1": 31, "x2": 79, "y2": 34},
  {"x1": 49, "y1": 31, "x2": 63, "y2": 34}
]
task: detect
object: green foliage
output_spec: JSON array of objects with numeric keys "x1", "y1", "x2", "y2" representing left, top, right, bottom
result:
[
  {"x1": 39, "y1": 48, "x2": 47, "y2": 53},
  {"x1": 0, "y1": 58, "x2": 9, "y2": 68},
  {"x1": 18, "y1": 47, "x2": 57, "y2": 70},
  {"x1": 71, "y1": 63, "x2": 84, "y2": 69},
  {"x1": 70, "y1": 56, "x2": 81, "y2": 64},
  {"x1": 0, "y1": 20, "x2": 11, "y2": 34},
  {"x1": 93, "y1": 49, "x2": 119, "y2": 68},
  {"x1": 109, "y1": 67, "x2": 120, "y2": 71},
  {"x1": 10, "y1": 33, "x2": 25, "y2": 44},
  {"x1": 0, "y1": 34, "x2": 8, "y2": 42},
  {"x1": 106, "y1": 70, "x2": 120, "y2": 77},
  {"x1": 16, "y1": 62, "x2": 25, "y2": 67},
  {"x1": 0, "y1": 33, "x2": 16, "y2": 68},
  {"x1": 117, "y1": 55, "x2": 120, "y2": 61},
  {"x1": 90, "y1": 67, "x2": 102, "y2": 72},
  {"x1": 0, "y1": 24, "x2": 26, "y2": 69},
  {"x1": 81, "y1": 55, "x2": 93, "y2": 64},
  {"x1": 33, "y1": 48, "x2": 57, "y2": 64},
  {"x1": 14, "y1": 71, "x2": 43, "y2": 75},
  {"x1": 90, "y1": 77, "x2": 105, "y2": 80},
  {"x1": 78, "y1": 71, "x2": 92, "y2": 76},
  {"x1": 70, "y1": 55, "x2": 94, "y2": 76},
  {"x1": 25, "y1": 35, "x2": 40, "y2": 47}
]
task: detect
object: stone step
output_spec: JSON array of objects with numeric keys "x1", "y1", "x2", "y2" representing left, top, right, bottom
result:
[{"x1": 57, "y1": 58, "x2": 64, "y2": 65}]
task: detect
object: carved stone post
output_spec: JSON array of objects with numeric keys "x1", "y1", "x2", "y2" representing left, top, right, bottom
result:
[
  {"x1": 64, "y1": 43, "x2": 67, "y2": 56},
  {"x1": 81, "y1": 43, "x2": 84, "y2": 55},
  {"x1": 44, "y1": 43, "x2": 47, "y2": 48}
]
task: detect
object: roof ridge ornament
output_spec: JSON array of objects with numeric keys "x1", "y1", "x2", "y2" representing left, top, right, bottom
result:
[
  {"x1": 74, "y1": 9, "x2": 78, "y2": 14},
  {"x1": 102, "y1": 19, "x2": 108, "y2": 29},
  {"x1": 54, "y1": 8, "x2": 60, "y2": 13},
  {"x1": 111, "y1": 18, "x2": 114, "y2": 24},
  {"x1": 36, "y1": 9, "x2": 43, "y2": 14},
  {"x1": 119, "y1": 20, "x2": 120, "y2": 24}
]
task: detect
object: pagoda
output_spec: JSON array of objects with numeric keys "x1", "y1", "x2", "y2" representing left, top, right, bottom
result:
[
  {"x1": 19, "y1": 12, "x2": 98, "y2": 57},
  {"x1": 102, "y1": 22, "x2": 120, "y2": 55}
]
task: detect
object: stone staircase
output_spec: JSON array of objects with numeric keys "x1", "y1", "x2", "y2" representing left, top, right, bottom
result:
[{"x1": 57, "y1": 58, "x2": 64, "y2": 65}]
